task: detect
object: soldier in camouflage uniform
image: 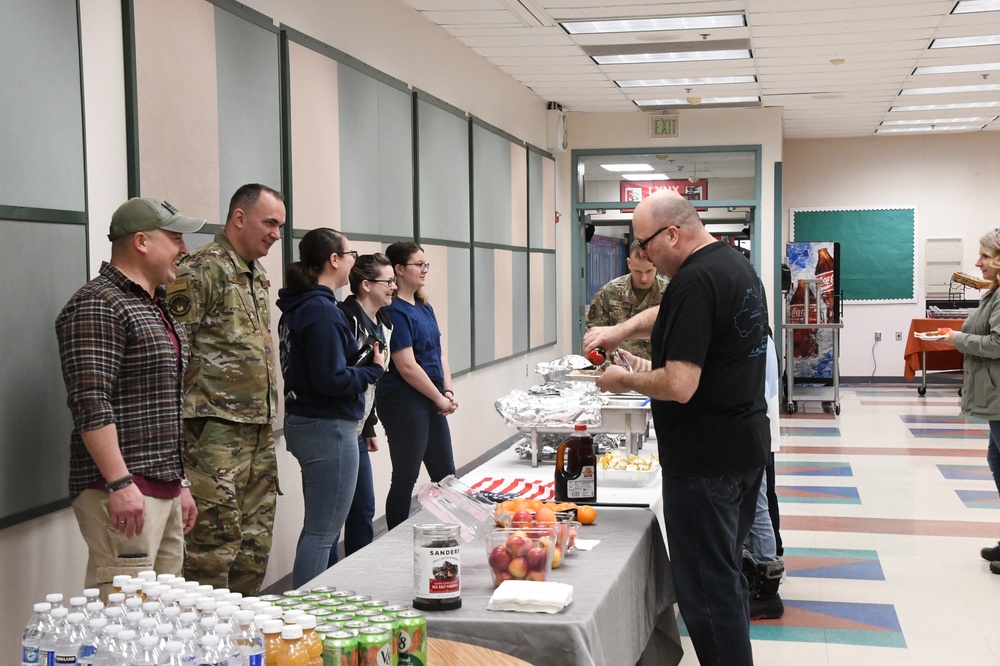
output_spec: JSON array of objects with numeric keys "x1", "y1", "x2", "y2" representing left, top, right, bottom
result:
[
  {"x1": 586, "y1": 240, "x2": 669, "y2": 359},
  {"x1": 167, "y1": 184, "x2": 286, "y2": 595}
]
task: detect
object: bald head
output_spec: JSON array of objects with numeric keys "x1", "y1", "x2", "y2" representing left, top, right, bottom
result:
[
  {"x1": 637, "y1": 190, "x2": 703, "y2": 230},
  {"x1": 632, "y1": 190, "x2": 715, "y2": 278}
]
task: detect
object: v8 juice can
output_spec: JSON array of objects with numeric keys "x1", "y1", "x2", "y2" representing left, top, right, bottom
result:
[
  {"x1": 396, "y1": 610, "x2": 427, "y2": 666},
  {"x1": 368, "y1": 615, "x2": 399, "y2": 665},
  {"x1": 322, "y1": 630, "x2": 358, "y2": 666},
  {"x1": 357, "y1": 626, "x2": 393, "y2": 666}
]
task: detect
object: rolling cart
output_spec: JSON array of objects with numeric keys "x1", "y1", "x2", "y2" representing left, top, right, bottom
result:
[{"x1": 784, "y1": 278, "x2": 844, "y2": 415}]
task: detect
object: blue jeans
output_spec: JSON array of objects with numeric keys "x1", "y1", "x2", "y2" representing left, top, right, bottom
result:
[
  {"x1": 329, "y1": 435, "x2": 376, "y2": 566},
  {"x1": 284, "y1": 414, "x2": 359, "y2": 587},
  {"x1": 988, "y1": 421, "x2": 1000, "y2": 496},
  {"x1": 377, "y1": 384, "x2": 456, "y2": 530},
  {"x1": 663, "y1": 467, "x2": 764, "y2": 666},
  {"x1": 746, "y1": 470, "x2": 777, "y2": 562}
]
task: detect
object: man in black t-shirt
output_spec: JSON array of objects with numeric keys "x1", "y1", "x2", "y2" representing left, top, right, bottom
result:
[{"x1": 595, "y1": 190, "x2": 769, "y2": 666}]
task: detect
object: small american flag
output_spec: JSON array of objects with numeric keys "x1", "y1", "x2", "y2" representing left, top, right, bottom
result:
[{"x1": 468, "y1": 477, "x2": 555, "y2": 501}]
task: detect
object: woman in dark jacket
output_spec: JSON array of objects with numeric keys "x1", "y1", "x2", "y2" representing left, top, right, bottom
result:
[
  {"x1": 277, "y1": 228, "x2": 384, "y2": 586},
  {"x1": 943, "y1": 228, "x2": 1000, "y2": 570},
  {"x1": 332, "y1": 252, "x2": 395, "y2": 562}
]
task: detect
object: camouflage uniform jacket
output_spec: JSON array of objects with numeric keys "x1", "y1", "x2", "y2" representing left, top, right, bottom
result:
[
  {"x1": 586, "y1": 273, "x2": 669, "y2": 359},
  {"x1": 167, "y1": 233, "x2": 277, "y2": 424}
]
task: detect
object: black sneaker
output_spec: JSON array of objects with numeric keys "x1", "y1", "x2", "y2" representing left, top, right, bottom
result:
[
  {"x1": 990, "y1": 561, "x2": 1000, "y2": 575},
  {"x1": 982, "y1": 542, "x2": 1000, "y2": 562}
]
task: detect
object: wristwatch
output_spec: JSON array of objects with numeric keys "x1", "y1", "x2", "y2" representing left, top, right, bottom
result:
[{"x1": 180, "y1": 478, "x2": 192, "y2": 488}]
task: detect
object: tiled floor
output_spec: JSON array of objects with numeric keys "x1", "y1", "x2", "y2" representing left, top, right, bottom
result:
[{"x1": 676, "y1": 384, "x2": 1000, "y2": 665}]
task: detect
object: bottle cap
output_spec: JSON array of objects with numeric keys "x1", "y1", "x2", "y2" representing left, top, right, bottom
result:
[
  {"x1": 283, "y1": 609, "x2": 305, "y2": 622},
  {"x1": 253, "y1": 614, "x2": 271, "y2": 628},
  {"x1": 156, "y1": 622, "x2": 173, "y2": 635},
  {"x1": 34, "y1": 602, "x2": 51, "y2": 613},
  {"x1": 164, "y1": 641, "x2": 182, "y2": 653},
  {"x1": 234, "y1": 609, "x2": 255, "y2": 623},
  {"x1": 139, "y1": 635, "x2": 159, "y2": 647},
  {"x1": 112, "y1": 575, "x2": 131, "y2": 588},
  {"x1": 216, "y1": 624, "x2": 233, "y2": 636},
  {"x1": 83, "y1": 588, "x2": 101, "y2": 599},
  {"x1": 104, "y1": 607, "x2": 124, "y2": 618},
  {"x1": 157, "y1": 573, "x2": 177, "y2": 583},
  {"x1": 240, "y1": 596, "x2": 260, "y2": 609},
  {"x1": 89, "y1": 617, "x2": 107, "y2": 629},
  {"x1": 86, "y1": 602, "x2": 105, "y2": 614},
  {"x1": 176, "y1": 628, "x2": 195, "y2": 641},
  {"x1": 70, "y1": 596, "x2": 87, "y2": 607},
  {"x1": 51, "y1": 607, "x2": 68, "y2": 618},
  {"x1": 574, "y1": 423, "x2": 587, "y2": 431},
  {"x1": 46, "y1": 593, "x2": 63, "y2": 604},
  {"x1": 67, "y1": 612, "x2": 86, "y2": 624},
  {"x1": 143, "y1": 602, "x2": 160, "y2": 614},
  {"x1": 281, "y1": 624, "x2": 303, "y2": 640},
  {"x1": 294, "y1": 614, "x2": 317, "y2": 629},
  {"x1": 261, "y1": 619, "x2": 284, "y2": 635},
  {"x1": 107, "y1": 593, "x2": 125, "y2": 604},
  {"x1": 118, "y1": 629, "x2": 137, "y2": 641},
  {"x1": 138, "y1": 570, "x2": 157, "y2": 581},
  {"x1": 199, "y1": 634, "x2": 219, "y2": 646}
]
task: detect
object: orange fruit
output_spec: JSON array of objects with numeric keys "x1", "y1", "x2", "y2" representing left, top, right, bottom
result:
[
  {"x1": 534, "y1": 506, "x2": 557, "y2": 524},
  {"x1": 577, "y1": 505, "x2": 597, "y2": 525}
]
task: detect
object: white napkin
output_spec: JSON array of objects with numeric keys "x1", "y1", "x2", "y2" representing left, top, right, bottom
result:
[
  {"x1": 574, "y1": 539, "x2": 600, "y2": 551},
  {"x1": 487, "y1": 580, "x2": 574, "y2": 614}
]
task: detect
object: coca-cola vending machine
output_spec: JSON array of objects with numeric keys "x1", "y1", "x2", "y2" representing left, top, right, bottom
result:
[{"x1": 786, "y1": 241, "x2": 840, "y2": 381}]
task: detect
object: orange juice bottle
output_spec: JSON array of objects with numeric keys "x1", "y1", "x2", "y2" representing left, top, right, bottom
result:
[
  {"x1": 293, "y1": 615, "x2": 323, "y2": 666},
  {"x1": 261, "y1": 619, "x2": 285, "y2": 666},
  {"x1": 277, "y1": 623, "x2": 309, "y2": 666}
]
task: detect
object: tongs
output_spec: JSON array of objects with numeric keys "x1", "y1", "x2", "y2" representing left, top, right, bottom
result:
[{"x1": 612, "y1": 348, "x2": 632, "y2": 372}]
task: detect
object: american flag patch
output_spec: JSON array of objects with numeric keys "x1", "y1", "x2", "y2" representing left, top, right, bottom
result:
[{"x1": 468, "y1": 477, "x2": 555, "y2": 501}]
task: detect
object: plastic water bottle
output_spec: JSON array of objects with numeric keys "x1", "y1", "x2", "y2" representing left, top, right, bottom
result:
[
  {"x1": 161, "y1": 607, "x2": 181, "y2": 631},
  {"x1": 106, "y1": 593, "x2": 125, "y2": 612},
  {"x1": 103, "y1": 607, "x2": 125, "y2": 629},
  {"x1": 155, "y1": 622, "x2": 174, "y2": 647},
  {"x1": 115, "y1": 629, "x2": 139, "y2": 665},
  {"x1": 90, "y1": 624, "x2": 123, "y2": 666},
  {"x1": 233, "y1": 610, "x2": 264, "y2": 666},
  {"x1": 69, "y1": 597, "x2": 88, "y2": 616},
  {"x1": 173, "y1": 628, "x2": 198, "y2": 666},
  {"x1": 160, "y1": 641, "x2": 185, "y2": 666},
  {"x1": 54, "y1": 613, "x2": 86, "y2": 665},
  {"x1": 39, "y1": 606, "x2": 69, "y2": 666},
  {"x1": 197, "y1": 635, "x2": 230, "y2": 666},
  {"x1": 215, "y1": 605, "x2": 237, "y2": 633},
  {"x1": 134, "y1": 635, "x2": 162, "y2": 666},
  {"x1": 85, "y1": 602, "x2": 106, "y2": 620},
  {"x1": 214, "y1": 625, "x2": 242, "y2": 665},
  {"x1": 22, "y1": 602, "x2": 52, "y2": 666},
  {"x1": 83, "y1": 589, "x2": 101, "y2": 604},
  {"x1": 46, "y1": 594, "x2": 65, "y2": 611},
  {"x1": 76, "y1": 617, "x2": 107, "y2": 666}
]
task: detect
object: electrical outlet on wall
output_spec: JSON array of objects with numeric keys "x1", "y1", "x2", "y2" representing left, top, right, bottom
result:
[
  {"x1": 895, "y1": 331, "x2": 903, "y2": 341},
  {"x1": 875, "y1": 331, "x2": 881, "y2": 342}
]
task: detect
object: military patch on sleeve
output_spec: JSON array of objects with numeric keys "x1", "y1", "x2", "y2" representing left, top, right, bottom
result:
[{"x1": 168, "y1": 294, "x2": 191, "y2": 317}]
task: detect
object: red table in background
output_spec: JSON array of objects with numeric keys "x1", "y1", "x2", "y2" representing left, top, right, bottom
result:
[{"x1": 903, "y1": 318, "x2": 964, "y2": 394}]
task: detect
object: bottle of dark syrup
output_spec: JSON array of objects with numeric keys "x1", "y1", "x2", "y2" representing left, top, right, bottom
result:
[{"x1": 554, "y1": 423, "x2": 597, "y2": 504}]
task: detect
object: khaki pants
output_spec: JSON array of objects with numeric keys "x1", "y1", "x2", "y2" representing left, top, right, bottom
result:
[{"x1": 72, "y1": 489, "x2": 184, "y2": 599}]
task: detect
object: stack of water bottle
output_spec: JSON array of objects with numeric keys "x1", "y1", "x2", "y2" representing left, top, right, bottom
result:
[{"x1": 21, "y1": 570, "x2": 308, "y2": 666}]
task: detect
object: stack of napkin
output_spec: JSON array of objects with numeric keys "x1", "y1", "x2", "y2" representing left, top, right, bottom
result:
[{"x1": 487, "y1": 580, "x2": 574, "y2": 614}]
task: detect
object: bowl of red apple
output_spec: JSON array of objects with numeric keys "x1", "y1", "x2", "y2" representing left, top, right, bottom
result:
[{"x1": 485, "y1": 525, "x2": 557, "y2": 586}]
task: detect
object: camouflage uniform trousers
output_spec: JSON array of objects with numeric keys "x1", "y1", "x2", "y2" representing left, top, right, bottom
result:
[{"x1": 182, "y1": 417, "x2": 278, "y2": 595}]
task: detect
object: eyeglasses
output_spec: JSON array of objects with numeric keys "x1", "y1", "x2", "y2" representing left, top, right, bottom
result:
[
  {"x1": 339, "y1": 250, "x2": 359, "y2": 260},
  {"x1": 406, "y1": 262, "x2": 431, "y2": 271},
  {"x1": 369, "y1": 278, "x2": 396, "y2": 286},
  {"x1": 636, "y1": 226, "x2": 673, "y2": 252}
]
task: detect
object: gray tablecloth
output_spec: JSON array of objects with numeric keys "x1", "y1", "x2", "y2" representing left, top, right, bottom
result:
[{"x1": 307, "y1": 507, "x2": 682, "y2": 666}]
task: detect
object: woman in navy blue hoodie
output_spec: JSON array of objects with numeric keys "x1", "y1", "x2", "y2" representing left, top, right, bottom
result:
[{"x1": 277, "y1": 228, "x2": 384, "y2": 586}]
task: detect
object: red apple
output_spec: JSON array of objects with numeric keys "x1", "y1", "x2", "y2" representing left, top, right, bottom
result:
[
  {"x1": 506, "y1": 534, "x2": 532, "y2": 558},
  {"x1": 511, "y1": 510, "x2": 534, "y2": 528},
  {"x1": 492, "y1": 571, "x2": 513, "y2": 587},
  {"x1": 488, "y1": 545, "x2": 512, "y2": 571},
  {"x1": 508, "y1": 557, "x2": 529, "y2": 579},
  {"x1": 526, "y1": 546, "x2": 548, "y2": 570},
  {"x1": 551, "y1": 545, "x2": 563, "y2": 569},
  {"x1": 525, "y1": 569, "x2": 547, "y2": 581}
]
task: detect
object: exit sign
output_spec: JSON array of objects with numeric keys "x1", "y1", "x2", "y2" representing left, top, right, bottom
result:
[{"x1": 650, "y1": 115, "x2": 679, "y2": 138}]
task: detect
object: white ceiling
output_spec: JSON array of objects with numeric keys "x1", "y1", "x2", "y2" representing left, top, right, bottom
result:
[{"x1": 399, "y1": 0, "x2": 1000, "y2": 138}]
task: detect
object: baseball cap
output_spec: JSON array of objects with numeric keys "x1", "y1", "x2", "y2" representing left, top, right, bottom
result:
[{"x1": 108, "y1": 197, "x2": 207, "y2": 241}]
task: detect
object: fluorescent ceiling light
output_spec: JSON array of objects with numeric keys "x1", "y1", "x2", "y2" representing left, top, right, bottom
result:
[
  {"x1": 617, "y1": 75, "x2": 756, "y2": 88},
  {"x1": 914, "y1": 62, "x2": 1000, "y2": 75},
  {"x1": 635, "y1": 96, "x2": 759, "y2": 106},
  {"x1": 931, "y1": 34, "x2": 1000, "y2": 48},
  {"x1": 953, "y1": 0, "x2": 1000, "y2": 14},
  {"x1": 561, "y1": 14, "x2": 745, "y2": 35},
  {"x1": 876, "y1": 125, "x2": 985, "y2": 133},
  {"x1": 594, "y1": 50, "x2": 750, "y2": 65},
  {"x1": 899, "y1": 83, "x2": 1000, "y2": 94},
  {"x1": 622, "y1": 173, "x2": 671, "y2": 180},
  {"x1": 602, "y1": 164, "x2": 652, "y2": 172},
  {"x1": 891, "y1": 101, "x2": 1000, "y2": 111},
  {"x1": 881, "y1": 116, "x2": 996, "y2": 125}
]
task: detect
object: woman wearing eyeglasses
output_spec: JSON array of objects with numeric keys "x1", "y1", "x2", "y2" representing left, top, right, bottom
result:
[
  {"x1": 276, "y1": 228, "x2": 385, "y2": 585},
  {"x1": 377, "y1": 242, "x2": 458, "y2": 530},
  {"x1": 331, "y1": 253, "x2": 395, "y2": 562}
]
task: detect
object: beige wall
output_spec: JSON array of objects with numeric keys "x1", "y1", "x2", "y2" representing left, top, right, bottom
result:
[{"x1": 783, "y1": 133, "x2": 1000, "y2": 377}]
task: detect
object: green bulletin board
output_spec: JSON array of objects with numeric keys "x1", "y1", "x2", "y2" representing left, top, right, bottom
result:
[{"x1": 791, "y1": 207, "x2": 916, "y2": 303}]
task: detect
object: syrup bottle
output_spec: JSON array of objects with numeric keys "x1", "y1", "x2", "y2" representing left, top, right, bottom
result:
[{"x1": 554, "y1": 423, "x2": 597, "y2": 504}]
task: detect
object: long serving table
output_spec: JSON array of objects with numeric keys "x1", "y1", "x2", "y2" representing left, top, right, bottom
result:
[{"x1": 306, "y1": 504, "x2": 681, "y2": 666}]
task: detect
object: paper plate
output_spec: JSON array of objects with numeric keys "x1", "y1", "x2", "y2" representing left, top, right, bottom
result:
[{"x1": 914, "y1": 332, "x2": 947, "y2": 341}]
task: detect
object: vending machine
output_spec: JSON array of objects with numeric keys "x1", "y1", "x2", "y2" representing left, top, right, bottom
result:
[{"x1": 786, "y1": 241, "x2": 840, "y2": 382}]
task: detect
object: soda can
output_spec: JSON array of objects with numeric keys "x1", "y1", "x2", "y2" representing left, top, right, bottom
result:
[
  {"x1": 273, "y1": 598, "x2": 299, "y2": 609},
  {"x1": 368, "y1": 615, "x2": 399, "y2": 665},
  {"x1": 302, "y1": 594, "x2": 329, "y2": 605},
  {"x1": 357, "y1": 626, "x2": 393, "y2": 666},
  {"x1": 282, "y1": 589, "x2": 310, "y2": 599},
  {"x1": 310, "y1": 586, "x2": 337, "y2": 596},
  {"x1": 335, "y1": 604, "x2": 362, "y2": 615},
  {"x1": 353, "y1": 609, "x2": 381, "y2": 620},
  {"x1": 312, "y1": 608, "x2": 334, "y2": 620},
  {"x1": 345, "y1": 594, "x2": 372, "y2": 604},
  {"x1": 292, "y1": 603, "x2": 318, "y2": 612},
  {"x1": 329, "y1": 590, "x2": 355, "y2": 602},
  {"x1": 316, "y1": 623, "x2": 340, "y2": 640},
  {"x1": 379, "y1": 605, "x2": 409, "y2": 617},
  {"x1": 342, "y1": 620, "x2": 371, "y2": 636},
  {"x1": 396, "y1": 610, "x2": 427, "y2": 666},
  {"x1": 258, "y1": 594, "x2": 283, "y2": 603},
  {"x1": 322, "y1": 630, "x2": 359, "y2": 666},
  {"x1": 362, "y1": 599, "x2": 389, "y2": 612},
  {"x1": 326, "y1": 613, "x2": 354, "y2": 627}
]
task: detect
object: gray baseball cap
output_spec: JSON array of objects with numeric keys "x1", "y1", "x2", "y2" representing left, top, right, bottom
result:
[{"x1": 108, "y1": 197, "x2": 206, "y2": 241}]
